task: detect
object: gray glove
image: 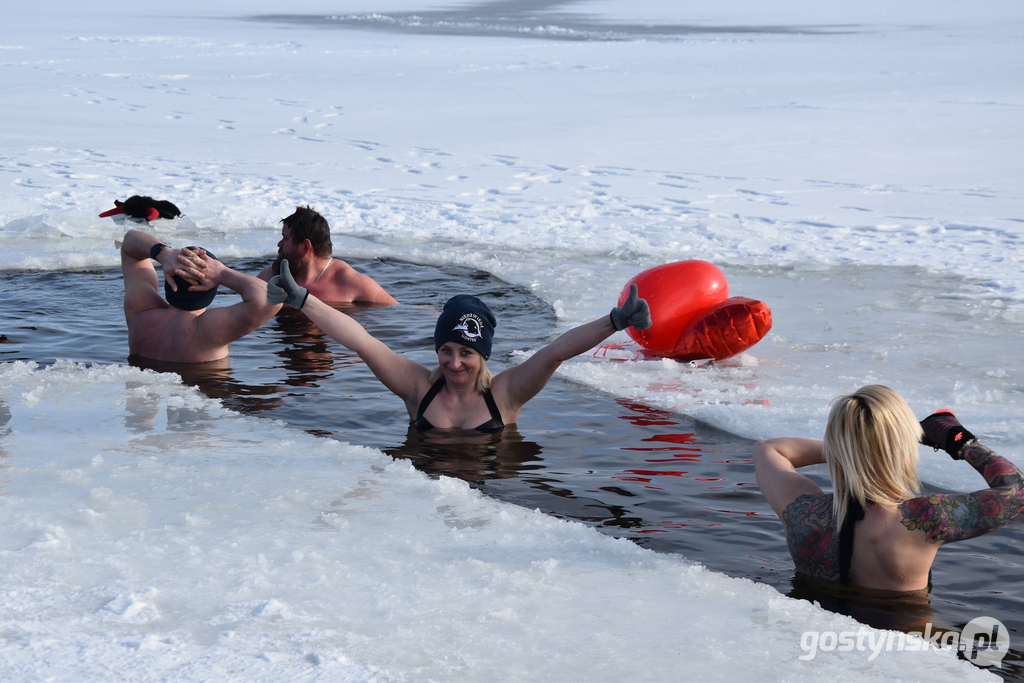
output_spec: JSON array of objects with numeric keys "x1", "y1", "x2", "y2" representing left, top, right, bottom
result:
[
  {"x1": 610, "y1": 283, "x2": 652, "y2": 331},
  {"x1": 267, "y1": 259, "x2": 309, "y2": 309}
]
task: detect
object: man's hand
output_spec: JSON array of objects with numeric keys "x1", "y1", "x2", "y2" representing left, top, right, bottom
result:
[
  {"x1": 159, "y1": 246, "x2": 210, "y2": 292},
  {"x1": 267, "y1": 259, "x2": 309, "y2": 309},
  {"x1": 610, "y1": 283, "x2": 652, "y2": 331},
  {"x1": 175, "y1": 249, "x2": 223, "y2": 292},
  {"x1": 152, "y1": 246, "x2": 188, "y2": 292}
]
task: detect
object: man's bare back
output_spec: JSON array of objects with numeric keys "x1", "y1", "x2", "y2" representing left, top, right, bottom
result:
[
  {"x1": 128, "y1": 306, "x2": 226, "y2": 363},
  {"x1": 121, "y1": 229, "x2": 282, "y2": 363}
]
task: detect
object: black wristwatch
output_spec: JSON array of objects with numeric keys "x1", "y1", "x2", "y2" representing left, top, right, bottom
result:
[{"x1": 149, "y1": 242, "x2": 169, "y2": 259}]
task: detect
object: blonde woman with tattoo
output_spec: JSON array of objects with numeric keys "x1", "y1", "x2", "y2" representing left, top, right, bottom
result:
[{"x1": 754, "y1": 385, "x2": 1024, "y2": 591}]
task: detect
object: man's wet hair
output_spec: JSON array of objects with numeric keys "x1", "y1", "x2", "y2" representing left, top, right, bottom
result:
[{"x1": 281, "y1": 205, "x2": 332, "y2": 258}]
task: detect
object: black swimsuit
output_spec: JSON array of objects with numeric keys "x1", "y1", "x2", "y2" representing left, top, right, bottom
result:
[
  {"x1": 838, "y1": 496, "x2": 865, "y2": 585},
  {"x1": 413, "y1": 378, "x2": 505, "y2": 434},
  {"x1": 838, "y1": 496, "x2": 932, "y2": 588}
]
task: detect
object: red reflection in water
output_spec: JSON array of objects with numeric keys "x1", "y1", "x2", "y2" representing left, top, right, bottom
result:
[
  {"x1": 623, "y1": 446, "x2": 696, "y2": 452},
  {"x1": 643, "y1": 456, "x2": 704, "y2": 463},
  {"x1": 615, "y1": 399, "x2": 679, "y2": 427},
  {"x1": 700, "y1": 506, "x2": 764, "y2": 516},
  {"x1": 645, "y1": 433, "x2": 698, "y2": 444},
  {"x1": 624, "y1": 469, "x2": 686, "y2": 477},
  {"x1": 630, "y1": 508, "x2": 768, "y2": 534},
  {"x1": 623, "y1": 434, "x2": 707, "y2": 468},
  {"x1": 617, "y1": 470, "x2": 725, "y2": 484},
  {"x1": 614, "y1": 471, "x2": 729, "y2": 485}
]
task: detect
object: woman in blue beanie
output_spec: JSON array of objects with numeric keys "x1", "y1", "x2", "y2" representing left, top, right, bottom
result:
[{"x1": 268, "y1": 260, "x2": 651, "y2": 433}]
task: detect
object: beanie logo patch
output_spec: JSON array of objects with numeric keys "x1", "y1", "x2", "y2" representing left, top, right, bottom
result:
[{"x1": 453, "y1": 313, "x2": 484, "y2": 342}]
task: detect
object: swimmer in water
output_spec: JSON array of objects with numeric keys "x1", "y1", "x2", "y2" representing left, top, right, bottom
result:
[
  {"x1": 257, "y1": 205, "x2": 397, "y2": 305},
  {"x1": 121, "y1": 229, "x2": 282, "y2": 363},
  {"x1": 753, "y1": 384, "x2": 1024, "y2": 591},
  {"x1": 266, "y1": 259, "x2": 652, "y2": 432}
]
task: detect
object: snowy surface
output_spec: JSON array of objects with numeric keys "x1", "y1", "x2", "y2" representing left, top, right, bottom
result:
[
  {"x1": 0, "y1": 362, "x2": 993, "y2": 681},
  {"x1": 2, "y1": 0, "x2": 1021, "y2": 679}
]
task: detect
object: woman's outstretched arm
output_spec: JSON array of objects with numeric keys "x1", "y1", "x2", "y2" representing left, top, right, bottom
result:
[
  {"x1": 497, "y1": 285, "x2": 651, "y2": 414},
  {"x1": 270, "y1": 260, "x2": 429, "y2": 411}
]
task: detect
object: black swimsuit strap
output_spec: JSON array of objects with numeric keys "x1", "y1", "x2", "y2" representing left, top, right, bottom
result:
[
  {"x1": 415, "y1": 378, "x2": 446, "y2": 421},
  {"x1": 481, "y1": 386, "x2": 503, "y2": 424},
  {"x1": 413, "y1": 377, "x2": 504, "y2": 433},
  {"x1": 838, "y1": 495, "x2": 865, "y2": 585}
]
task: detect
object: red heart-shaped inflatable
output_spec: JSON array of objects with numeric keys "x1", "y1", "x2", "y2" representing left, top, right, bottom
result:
[{"x1": 618, "y1": 260, "x2": 772, "y2": 361}]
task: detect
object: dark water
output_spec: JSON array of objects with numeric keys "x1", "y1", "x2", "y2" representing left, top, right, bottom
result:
[
  {"x1": 249, "y1": 1, "x2": 857, "y2": 41},
  {"x1": 2, "y1": 257, "x2": 1022, "y2": 678}
]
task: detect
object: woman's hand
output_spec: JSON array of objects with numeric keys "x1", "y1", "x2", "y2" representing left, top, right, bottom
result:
[
  {"x1": 267, "y1": 259, "x2": 309, "y2": 309},
  {"x1": 610, "y1": 283, "x2": 652, "y2": 331}
]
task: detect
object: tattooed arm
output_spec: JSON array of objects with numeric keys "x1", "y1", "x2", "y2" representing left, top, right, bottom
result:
[
  {"x1": 754, "y1": 439, "x2": 841, "y2": 580},
  {"x1": 900, "y1": 441, "x2": 1024, "y2": 544},
  {"x1": 782, "y1": 493, "x2": 841, "y2": 582}
]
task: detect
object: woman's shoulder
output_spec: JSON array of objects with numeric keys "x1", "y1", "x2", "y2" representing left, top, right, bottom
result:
[{"x1": 782, "y1": 492, "x2": 834, "y2": 529}]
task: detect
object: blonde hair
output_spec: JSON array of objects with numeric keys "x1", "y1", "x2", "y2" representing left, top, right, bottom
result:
[
  {"x1": 428, "y1": 358, "x2": 494, "y2": 393},
  {"x1": 823, "y1": 385, "x2": 921, "y2": 528}
]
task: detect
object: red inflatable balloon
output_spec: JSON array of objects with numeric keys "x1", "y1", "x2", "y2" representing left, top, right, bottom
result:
[
  {"x1": 618, "y1": 260, "x2": 772, "y2": 361},
  {"x1": 671, "y1": 296, "x2": 773, "y2": 362},
  {"x1": 618, "y1": 261, "x2": 728, "y2": 354}
]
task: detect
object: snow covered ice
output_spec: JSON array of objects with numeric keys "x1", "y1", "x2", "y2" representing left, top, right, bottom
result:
[
  {"x1": 0, "y1": 362, "x2": 996, "y2": 680},
  {"x1": 2, "y1": 0, "x2": 1022, "y2": 680}
]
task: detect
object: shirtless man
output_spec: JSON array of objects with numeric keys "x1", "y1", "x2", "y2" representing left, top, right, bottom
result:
[
  {"x1": 121, "y1": 229, "x2": 282, "y2": 363},
  {"x1": 753, "y1": 385, "x2": 1024, "y2": 591},
  {"x1": 257, "y1": 206, "x2": 397, "y2": 305}
]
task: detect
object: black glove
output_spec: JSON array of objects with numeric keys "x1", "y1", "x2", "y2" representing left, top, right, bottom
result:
[
  {"x1": 920, "y1": 409, "x2": 976, "y2": 460},
  {"x1": 610, "y1": 283, "x2": 652, "y2": 331},
  {"x1": 267, "y1": 259, "x2": 309, "y2": 309}
]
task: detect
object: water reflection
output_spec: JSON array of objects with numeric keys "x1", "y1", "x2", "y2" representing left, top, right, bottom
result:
[
  {"x1": 385, "y1": 425, "x2": 543, "y2": 483},
  {"x1": 268, "y1": 305, "x2": 399, "y2": 390},
  {"x1": 788, "y1": 573, "x2": 941, "y2": 635},
  {"x1": 129, "y1": 355, "x2": 285, "y2": 415}
]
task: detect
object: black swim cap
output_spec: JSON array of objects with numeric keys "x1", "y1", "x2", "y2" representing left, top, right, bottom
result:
[
  {"x1": 434, "y1": 295, "x2": 496, "y2": 360},
  {"x1": 164, "y1": 248, "x2": 219, "y2": 311}
]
